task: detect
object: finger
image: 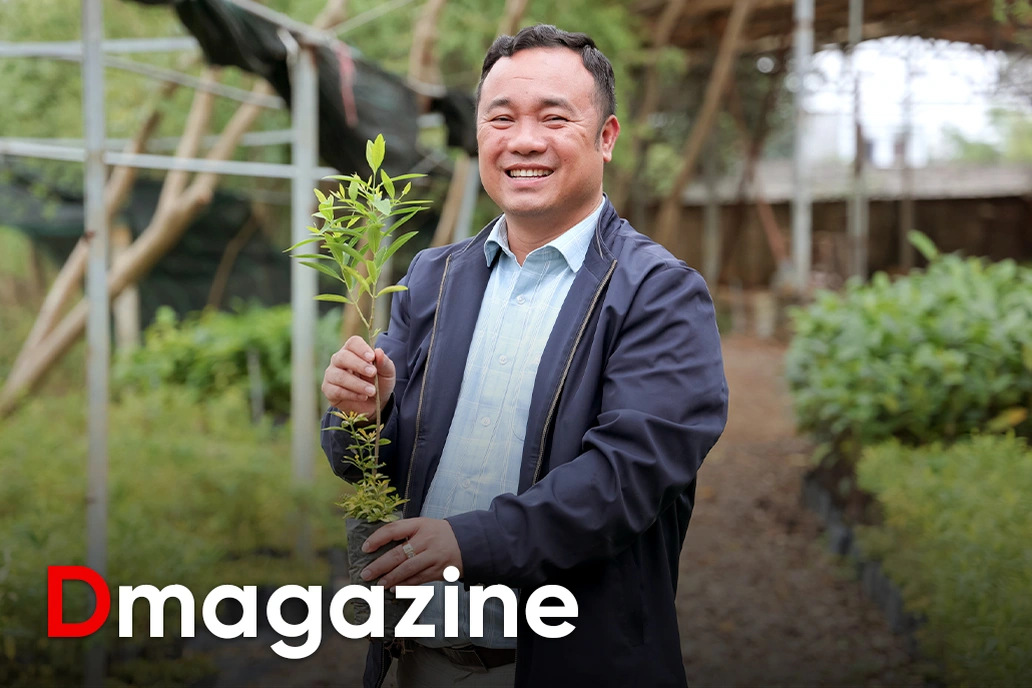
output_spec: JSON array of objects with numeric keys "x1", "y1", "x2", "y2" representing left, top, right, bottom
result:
[
  {"x1": 361, "y1": 542, "x2": 410, "y2": 581},
  {"x1": 331, "y1": 348, "x2": 378, "y2": 379},
  {"x1": 362, "y1": 519, "x2": 418, "y2": 552},
  {"x1": 325, "y1": 368, "x2": 377, "y2": 397},
  {"x1": 379, "y1": 554, "x2": 435, "y2": 590},
  {"x1": 388, "y1": 565, "x2": 444, "y2": 590},
  {"x1": 322, "y1": 382, "x2": 370, "y2": 406},
  {"x1": 344, "y1": 335, "x2": 376, "y2": 362},
  {"x1": 374, "y1": 348, "x2": 396, "y2": 378}
]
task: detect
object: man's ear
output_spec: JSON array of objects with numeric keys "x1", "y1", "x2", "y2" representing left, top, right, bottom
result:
[{"x1": 599, "y1": 115, "x2": 620, "y2": 162}]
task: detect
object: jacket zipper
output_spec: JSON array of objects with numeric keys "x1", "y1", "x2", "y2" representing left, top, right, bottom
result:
[
  {"x1": 401, "y1": 254, "x2": 452, "y2": 517},
  {"x1": 531, "y1": 259, "x2": 617, "y2": 485},
  {"x1": 375, "y1": 644, "x2": 390, "y2": 688}
]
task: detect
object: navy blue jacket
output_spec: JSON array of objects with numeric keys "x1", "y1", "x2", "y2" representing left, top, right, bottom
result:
[{"x1": 322, "y1": 200, "x2": 728, "y2": 687}]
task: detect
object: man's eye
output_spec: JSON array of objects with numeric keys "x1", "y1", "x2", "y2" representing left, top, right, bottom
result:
[{"x1": 546, "y1": 116, "x2": 567, "y2": 122}]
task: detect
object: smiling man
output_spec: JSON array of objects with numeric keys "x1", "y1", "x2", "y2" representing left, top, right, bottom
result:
[{"x1": 320, "y1": 24, "x2": 728, "y2": 688}]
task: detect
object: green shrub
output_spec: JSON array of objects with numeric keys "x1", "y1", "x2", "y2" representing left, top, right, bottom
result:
[
  {"x1": 856, "y1": 435, "x2": 1032, "y2": 687},
  {"x1": 113, "y1": 303, "x2": 345, "y2": 417},
  {"x1": 0, "y1": 387, "x2": 347, "y2": 686},
  {"x1": 786, "y1": 240, "x2": 1032, "y2": 455}
]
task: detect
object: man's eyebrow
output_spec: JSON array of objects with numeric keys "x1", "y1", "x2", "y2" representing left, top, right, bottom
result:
[
  {"x1": 482, "y1": 96, "x2": 576, "y2": 111},
  {"x1": 484, "y1": 97, "x2": 513, "y2": 111},
  {"x1": 539, "y1": 97, "x2": 574, "y2": 111}
]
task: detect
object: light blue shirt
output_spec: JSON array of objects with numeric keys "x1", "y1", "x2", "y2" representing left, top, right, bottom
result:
[{"x1": 415, "y1": 198, "x2": 605, "y2": 648}]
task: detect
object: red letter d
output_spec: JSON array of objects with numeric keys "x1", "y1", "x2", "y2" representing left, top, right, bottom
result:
[{"x1": 48, "y1": 566, "x2": 110, "y2": 638}]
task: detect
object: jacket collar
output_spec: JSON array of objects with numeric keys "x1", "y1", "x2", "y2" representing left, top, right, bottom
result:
[{"x1": 483, "y1": 197, "x2": 605, "y2": 273}]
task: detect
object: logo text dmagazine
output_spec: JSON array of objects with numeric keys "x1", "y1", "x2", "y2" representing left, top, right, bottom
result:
[{"x1": 47, "y1": 566, "x2": 578, "y2": 658}]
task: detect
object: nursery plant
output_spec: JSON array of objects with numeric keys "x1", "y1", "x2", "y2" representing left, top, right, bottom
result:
[{"x1": 287, "y1": 134, "x2": 430, "y2": 634}]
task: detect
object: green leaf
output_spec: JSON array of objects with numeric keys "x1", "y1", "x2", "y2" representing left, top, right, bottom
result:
[
  {"x1": 371, "y1": 196, "x2": 392, "y2": 218},
  {"x1": 314, "y1": 294, "x2": 353, "y2": 304},
  {"x1": 348, "y1": 179, "x2": 359, "y2": 201},
  {"x1": 366, "y1": 134, "x2": 385, "y2": 173},
  {"x1": 376, "y1": 231, "x2": 419, "y2": 267},
  {"x1": 300, "y1": 261, "x2": 346, "y2": 283},
  {"x1": 376, "y1": 284, "x2": 408, "y2": 298},
  {"x1": 384, "y1": 208, "x2": 422, "y2": 235},
  {"x1": 284, "y1": 236, "x2": 322, "y2": 253},
  {"x1": 337, "y1": 241, "x2": 368, "y2": 267},
  {"x1": 381, "y1": 169, "x2": 395, "y2": 198},
  {"x1": 908, "y1": 230, "x2": 939, "y2": 262}
]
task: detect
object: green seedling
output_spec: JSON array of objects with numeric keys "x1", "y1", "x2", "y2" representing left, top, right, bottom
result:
[{"x1": 287, "y1": 134, "x2": 431, "y2": 523}]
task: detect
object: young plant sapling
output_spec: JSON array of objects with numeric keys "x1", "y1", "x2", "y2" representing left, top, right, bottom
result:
[{"x1": 287, "y1": 134, "x2": 430, "y2": 636}]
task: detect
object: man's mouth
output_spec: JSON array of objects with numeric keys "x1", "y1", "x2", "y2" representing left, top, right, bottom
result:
[{"x1": 506, "y1": 168, "x2": 553, "y2": 178}]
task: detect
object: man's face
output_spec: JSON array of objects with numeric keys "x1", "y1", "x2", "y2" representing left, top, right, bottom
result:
[{"x1": 476, "y1": 47, "x2": 619, "y2": 231}]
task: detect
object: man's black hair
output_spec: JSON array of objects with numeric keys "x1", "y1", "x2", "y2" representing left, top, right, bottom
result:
[{"x1": 476, "y1": 24, "x2": 617, "y2": 132}]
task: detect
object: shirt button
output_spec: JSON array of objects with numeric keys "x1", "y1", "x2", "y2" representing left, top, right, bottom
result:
[
  {"x1": 499, "y1": 355, "x2": 508, "y2": 365},
  {"x1": 462, "y1": 478, "x2": 471, "y2": 489},
  {"x1": 480, "y1": 416, "x2": 491, "y2": 426},
  {"x1": 516, "y1": 295, "x2": 526, "y2": 305}
]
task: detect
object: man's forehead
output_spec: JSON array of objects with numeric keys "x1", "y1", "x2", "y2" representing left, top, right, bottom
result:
[{"x1": 481, "y1": 48, "x2": 593, "y2": 100}]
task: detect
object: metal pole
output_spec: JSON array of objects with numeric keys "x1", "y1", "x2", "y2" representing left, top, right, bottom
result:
[
  {"x1": 82, "y1": 0, "x2": 108, "y2": 685},
  {"x1": 453, "y1": 157, "x2": 481, "y2": 241},
  {"x1": 847, "y1": 0, "x2": 868, "y2": 280},
  {"x1": 791, "y1": 0, "x2": 814, "y2": 295},
  {"x1": 702, "y1": 139, "x2": 722, "y2": 286},
  {"x1": 899, "y1": 45, "x2": 915, "y2": 271},
  {"x1": 290, "y1": 43, "x2": 318, "y2": 563}
]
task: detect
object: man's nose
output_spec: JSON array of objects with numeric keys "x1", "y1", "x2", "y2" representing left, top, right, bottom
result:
[{"x1": 507, "y1": 120, "x2": 547, "y2": 155}]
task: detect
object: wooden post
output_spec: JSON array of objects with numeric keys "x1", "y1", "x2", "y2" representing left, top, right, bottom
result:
[
  {"x1": 8, "y1": 77, "x2": 182, "y2": 378},
  {"x1": 702, "y1": 138, "x2": 722, "y2": 286},
  {"x1": 846, "y1": 0, "x2": 868, "y2": 280},
  {"x1": 655, "y1": 0, "x2": 754, "y2": 250},
  {"x1": 609, "y1": 0, "x2": 689, "y2": 213},
  {"x1": 0, "y1": 80, "x2": 274, "y2": 419},
  {"x1": 407, "y1": 0, "x2": 448, "y2": 112},
  {"x1": 497, "y1": 0, "x2": 530, "y2": 36},
  {"x1": 110, "y1": 224, "x2": 139, "y2": 352}
]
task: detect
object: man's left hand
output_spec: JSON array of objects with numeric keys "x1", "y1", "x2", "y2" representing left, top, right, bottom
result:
[{"x1": 359, "y1": 517, "x2": 463, "y2": 589}]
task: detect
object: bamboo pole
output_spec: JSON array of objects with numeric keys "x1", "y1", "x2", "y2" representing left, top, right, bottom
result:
[
  {"x1": 430, "y1": 153, "x2": 471, "y2": 247},
  {"x1": 609, "y1": 0, "x2": 689, "y2": 214},
  {"x1": 718, "y1": 47, "x2": 786, "y2": 281},
  {"x1": 0, "y1": 82, "x2": 272, "y2": 418},
  {"x1": 8, "y1": 78, "x2": 182, "y2": 376},
  {"x1": 497, "y1": 0, "x2": 530, "y2": 36},
  {"x1": 654, "y1": 0, "x2": 754, "y2": 251},
  {"x1": 407, "y1": 0, "x2": 448, "y2": 111}
]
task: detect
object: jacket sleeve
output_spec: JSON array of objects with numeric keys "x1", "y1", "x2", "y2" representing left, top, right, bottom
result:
[
  {"x1": 321, "y1": 252, "x2": 420, "y2": 482},
  {"x1": 446, "y1": 266, "x2": 729, "y2": 587}
]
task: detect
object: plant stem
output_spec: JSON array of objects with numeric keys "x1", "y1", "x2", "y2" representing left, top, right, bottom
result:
[{"x1": 369, "y1": 270, "x2": 381, "y2": 476}]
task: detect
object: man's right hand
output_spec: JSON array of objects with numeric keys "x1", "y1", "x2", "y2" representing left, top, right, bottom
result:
[{"x1": 322, "y1": 335, "x2": 396, "y2": 419}]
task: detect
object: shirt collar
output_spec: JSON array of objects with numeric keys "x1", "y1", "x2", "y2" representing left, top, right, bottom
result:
[{"x1": 484, "y1": 197, "x2": 605, "y2": 272}]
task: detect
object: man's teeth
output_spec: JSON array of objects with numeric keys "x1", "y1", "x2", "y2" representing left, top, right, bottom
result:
[{"x1": 508, "y1": 169, "x2": 552, "y2": 178}]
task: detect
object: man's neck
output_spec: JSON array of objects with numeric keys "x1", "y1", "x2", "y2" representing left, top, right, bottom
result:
[{"x1": 504, "y1": 196, "x2": 603, "y2": 266}]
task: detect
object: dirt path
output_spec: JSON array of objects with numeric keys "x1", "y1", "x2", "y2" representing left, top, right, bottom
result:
[
  {"x1": 207, "y1": 335, "x2": 926, "y2": 687},
  {"x1": 677, "y1": 335, "x2": 924, "y2": 687}
]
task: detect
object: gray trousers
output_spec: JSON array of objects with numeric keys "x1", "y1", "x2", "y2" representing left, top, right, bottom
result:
[{"x1": 395, "y1": 644, "x2": 516, "y2": 688}]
